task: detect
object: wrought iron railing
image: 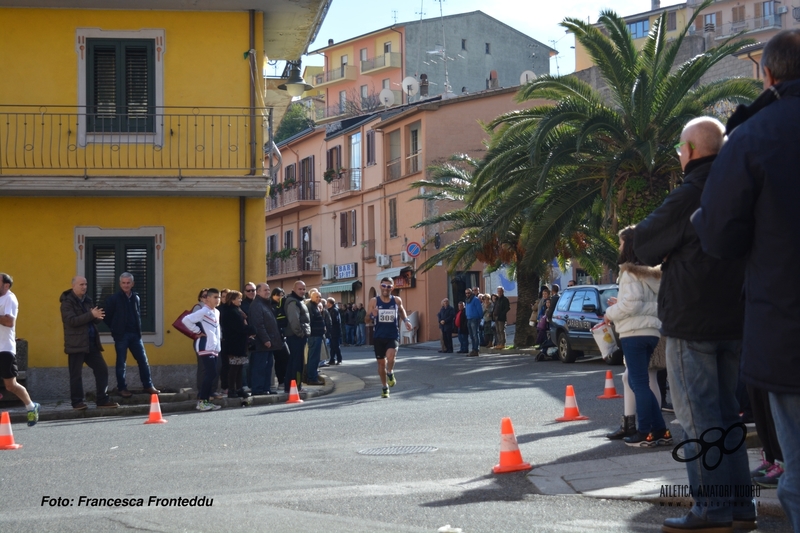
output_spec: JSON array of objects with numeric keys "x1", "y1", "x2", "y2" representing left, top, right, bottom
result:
[
  {"x1": 267, "y1": 249, "x2": 321, "y2": 277},
  {"x1": 360, "y1": 52, "x2": 402, "y2": 73},
  {"x1": 0, "y1": 105, "x2": 265, "y2": 175},
  {"x1": 267, "y1": 181, "x2": 319, "y2": 211},
  {"x1": 331, "y1": 168, "x2": 361, "y2": 195},
  {"x1": 689, "y1": 14, "x2": 782, "y2": 39}
]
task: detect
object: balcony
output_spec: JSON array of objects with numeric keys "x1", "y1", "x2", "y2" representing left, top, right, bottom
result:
[
  {"x1": 312, "y1": 65, "x2": 358, "y2": 88},
  {"x1": 267, "y1": 180, "x2": 320, "y2": 215},
  {"x1": 315, "y1": 103, "x2": 348, "y2": 122},
  {"x1": 331, "y1": 168, "x2": 362, "y2": 196},
  {"x1": 267, "y1": 249, "x2": 321, "y2": 279},
  {"x1": 361, "y1": 239, "x2": 376, "y2": 262},
  {"x1": 689, "y1": 14, "x2": 782, "y2": 41},
  {"x1": 386, "y1": 157, "x2": 401, "y2": 181},
  {"x1": 0, "y1": 105, "x2": 263, "y2": 175},
  {"x1": 405, "y1": 150, "x2": 422, "y2": 176},
  {"x1": 360, "y1": 52, "x2": 402, "y2": 74}
]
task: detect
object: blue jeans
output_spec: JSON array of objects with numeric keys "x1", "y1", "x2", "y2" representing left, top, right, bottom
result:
[
  {"x1": 620, "y1": 336, "x2": 664, "y2": 434},
  {"x1": 114, "y1": 332, "x2": 153, "y2": 391},
  {"x1": 199, "y1": 355, "x2": 217, "y2": 401},
  {"x1": 458, "y1": 333, "x2": 469, "y2": 352},
  {"x1": 346, "y1": 325, "x2": 356, "y2": 345},
  {"x1": 250, "y1": 350, "x2": 274, "y2": 394},
  {"x1": 467, "y1": 318, "x2": 481, "y2": 352},
  {"x1": 666, "y1": 337, "x2": 754, "y2": 522},
  {"x1": 770, "y1": 391, "x2": 800, "y2": 531},
  {"x1": 284, "y1": 336, "x2": 306, "y2": 392},
  {"x1": 357, "y1": 323, "x2": 366, "y2": 345},
  {"x1": 306, "y1": 336, "x2": 323, "y2": 381}
]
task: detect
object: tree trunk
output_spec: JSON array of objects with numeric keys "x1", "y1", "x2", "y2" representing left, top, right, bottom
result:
[{"x1": 513, "y1": 268, "x2": 539, "y2": 348}]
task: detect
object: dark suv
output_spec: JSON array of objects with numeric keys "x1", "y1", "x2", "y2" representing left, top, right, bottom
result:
[{"x1": 548, "y1": 284, "x2": 623, "y2": 365}]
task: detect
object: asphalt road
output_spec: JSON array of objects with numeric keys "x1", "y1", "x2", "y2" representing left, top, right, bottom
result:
[{"x1": 0, "y1": 344, "x2": 791, "y2": 532}]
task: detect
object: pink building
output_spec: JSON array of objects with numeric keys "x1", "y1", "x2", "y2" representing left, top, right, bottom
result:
[{"x1": 266, "y1": 87, "x2": 548, "y2": 342}]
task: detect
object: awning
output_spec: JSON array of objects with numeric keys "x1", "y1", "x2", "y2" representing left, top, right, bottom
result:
[
  {"x1": 376, "y1": 266, "x2": 411, "y2": 281},
  {"x1": 319, "y1": 280, "x2": 359, "y2": 294}
]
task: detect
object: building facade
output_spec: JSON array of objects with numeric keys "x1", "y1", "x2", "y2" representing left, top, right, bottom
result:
[{"x1": 0, "y1": 0, "x2": 329, "y2": 398}]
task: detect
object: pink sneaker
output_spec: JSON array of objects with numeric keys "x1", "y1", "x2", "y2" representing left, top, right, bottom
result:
[
  {"x1": 750, "y1": 449, "x2": 771, "y2": 478},
  {"x1": 754, "y1": 461, "x2": 784, "y2": 488}
]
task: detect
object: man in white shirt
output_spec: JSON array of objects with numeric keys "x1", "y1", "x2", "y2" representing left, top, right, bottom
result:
[{"x1": 0, "y1": 273, "x2": 40, "y2": 426}]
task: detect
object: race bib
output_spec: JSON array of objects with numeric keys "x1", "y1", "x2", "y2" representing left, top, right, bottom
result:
[{"x1": 378, "y1": 308, "x2": 396, "y2": 323}]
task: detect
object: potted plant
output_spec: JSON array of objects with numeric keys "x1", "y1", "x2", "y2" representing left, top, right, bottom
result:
[
  {"x1": 283, "y1": 176, "x2": 296, "y2": 189},
  {"x1": 323, "y1": 169, "x2": 337, "y2": 183}
]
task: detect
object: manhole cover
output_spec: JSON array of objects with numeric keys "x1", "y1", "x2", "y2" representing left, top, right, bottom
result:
[{"x1": 358, "y1": 445, "x2": 438, "y2": 456}]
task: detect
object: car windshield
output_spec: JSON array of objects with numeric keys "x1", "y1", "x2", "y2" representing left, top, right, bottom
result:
[{"x1": 599, "y1": 288, "x2": 619, "y2": 313}]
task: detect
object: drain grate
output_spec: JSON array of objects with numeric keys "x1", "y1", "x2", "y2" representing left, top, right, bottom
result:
[{"x1": 358, "y1": 445, "x2": 438, "y2": 456}]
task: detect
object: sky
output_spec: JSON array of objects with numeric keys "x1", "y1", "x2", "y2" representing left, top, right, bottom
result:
[{"x1": 289, "y1": 0, "x2": 684, "y2": 76}]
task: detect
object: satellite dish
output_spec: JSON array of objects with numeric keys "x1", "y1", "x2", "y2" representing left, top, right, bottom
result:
[
  {"x1": 520, "y1": 70, "x2": 537, "y2": 85},
  {"x1": 401, "y1": 76, "x2": 419, "y2": 96},
  {"x1": 379, "y1": 88, "x2": 395, "y2": 107}
]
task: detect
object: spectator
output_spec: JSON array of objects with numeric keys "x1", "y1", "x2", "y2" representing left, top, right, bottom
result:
[
  {"x1": 464, "y1": 288, "x2": 483, "y2": 357},
  {"x1": 482, "y1": 295, "x2": 494, "y2": 348},
  {"x1": 248, "y1": 283, "x2": 282, "y2": 395},
  {"x1": 283, "y1": 281, "x2": 310, "y2": 393},
  {"x1": 326, "y1": 297, "x2": 343, "y2": 365},
  {"x1": 303, "y1": 288, "x2": 325, "y2": 386},
  {"x1": 103, "y1": 272, "x2": 159, "y2": 398},
  {"x1": 493, "y1": 287, "x2": 510, "y2": 349},
  {"x1": 636, "y1": 116, "x2": 754, "y2": 530},
  {"x1": 182, "y1": 288, "x2": 222, "y2": 411},
  {"x1": 536, "y1": 299, "x2": 550, "y2": 346},
  {"x1": 219, "y1": 290, "x2": 254, "y2": 398},
  {"x1": 604, "y1": 227, "x2": 669, "y2": 448},
  {"x1": 355, "y1": 303, "x2": 367, "y2": 346},
  {"x1": 567, "y1": 280, "x2": 576, "y2": 287},
  {"x1": 344, "y1": 304, "x2": 357, "y2": 346},
  {"x1": 455, "y1": 301, "x2": 469, "y2": 354},
  {"x1": 690, "y1": 30, "x2": 800, "y2": 531},
  {"x1": 59, "y1": 276, "x2": 119, "y2": 410},
  {"x1": 437, "y1": 298, "x2": 455, "y2": 353},
  {"x1": 241, "y1": 282, "x2": 256, "y2": 315},
  {"x1": 546, "y1": 284, "x2": 560, "y2": 321},
  {"x1": 269, "y1": 287, "x2": 289, "y2": 389}
]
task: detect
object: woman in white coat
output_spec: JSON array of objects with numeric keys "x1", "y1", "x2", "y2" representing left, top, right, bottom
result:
[{"x1": 604, "y1": 226, "x2": 671, "y2": 448}]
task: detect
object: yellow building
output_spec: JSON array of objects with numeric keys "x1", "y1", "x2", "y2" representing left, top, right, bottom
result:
[{"x1": 0, "y1": 0, "x2": 329, "y2": 399}]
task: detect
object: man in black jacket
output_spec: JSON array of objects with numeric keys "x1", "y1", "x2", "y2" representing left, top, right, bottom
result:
[
  {"x1": 247, "y1": 283, "x2": 281, "y2": 395},
  {"x1": 326, "y1": 298, "x2": 343, "y2": 365},
  {"x1": 492, "y1": 287, "x2": 511, "y2": 349},
  {"x1": 104, "y1": 273, "x2": 159, "y2": 398},
  {"x1": 437, "y1": 299, "x2": 455, "y2": 353},
  {"x1": 692, "y1": 30, "x2": 800, "y2": 533},
  {"x1": 635, "y1": 117, "x2": 753, "y2": 532}
]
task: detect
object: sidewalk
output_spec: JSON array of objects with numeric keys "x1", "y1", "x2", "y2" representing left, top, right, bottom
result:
[
  {"x1": 527, "y1": 448, "x2": 785, "y2": 518},
  {"x1": 2, "y1": 372, "x2": 337, "y2": 425}
]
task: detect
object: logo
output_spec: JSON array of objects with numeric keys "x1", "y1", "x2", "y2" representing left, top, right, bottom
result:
[{"x1": 672, "y1": 422, "x2": 747, "y2": 471}]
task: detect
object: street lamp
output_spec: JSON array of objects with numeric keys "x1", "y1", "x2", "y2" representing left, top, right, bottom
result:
[{"x1": 278, "y1": 60, "x2": 313, "y2": 97}]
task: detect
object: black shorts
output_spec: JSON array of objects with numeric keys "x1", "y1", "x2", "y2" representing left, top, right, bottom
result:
[
  {"x1": 0, "y1": 351, "x2": 18, "y2": 380},
  {"x1": 373, "y1": 338, "x2": 399, "y2": 360}
]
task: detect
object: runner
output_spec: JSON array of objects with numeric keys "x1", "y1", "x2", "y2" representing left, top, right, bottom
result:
[{"x1": 366, "y1": 277, "x2": 412, "y2": 398}]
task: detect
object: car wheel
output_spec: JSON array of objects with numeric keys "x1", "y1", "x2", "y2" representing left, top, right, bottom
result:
[
  {"x1": 607, "y1": 347, "x2": 624, "y2": 366},
  {"x1": 557, "y1": 332, "x2": 578, "y2": 363}
]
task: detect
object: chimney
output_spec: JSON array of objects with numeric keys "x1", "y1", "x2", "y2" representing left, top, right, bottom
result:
[
  {"x1": 328, "y1": 39, "x2": 334, "y2": 46},
  {"x1": 652, "y1": 0, "x2": 661, "y2": 9}
]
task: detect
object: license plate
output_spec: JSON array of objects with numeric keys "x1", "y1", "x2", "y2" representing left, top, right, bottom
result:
[{"x1": 567, "y1": 320, "x2": 592, "y2": 329}]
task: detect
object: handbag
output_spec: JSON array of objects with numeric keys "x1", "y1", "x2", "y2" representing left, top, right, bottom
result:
[
  {"x1": 649, "y1": 337, "x2": 667, "y2": 370},
  {"x1": 172, "y1": 310, "x2": 201, "y2": 340}
]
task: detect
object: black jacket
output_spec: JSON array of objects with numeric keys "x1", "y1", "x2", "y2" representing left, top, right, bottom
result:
[
  {"x1": 437, "y1": 305, "x2": 455, "y2": 333},
  {"x1": 60, "y1": 290, "x2": 103, "y2": 355},
  {"x1": 219, "y1": 304, "x2": 255, "y2": 357},
  {"x1": 692, "y1": 79, "x2": 800, "y2": 394},
  {"x1": 308, "y1": 300, "x2": 326, "y2": 337},
  {"x1": 493, "y1": 296, "x2": 510, "y2": 321},
  {"x1": 327, "y1": 306, "x2": 342, "y2": 338},
  {"x1": 248, "y1": 295, "x2": 284, "y2": 351},
  {"x1": 103, "y1": 290, "x2": 142, "y2": 340},
  {"x1": 635, "y1": 156, "x2": 746, "y2": 341}
]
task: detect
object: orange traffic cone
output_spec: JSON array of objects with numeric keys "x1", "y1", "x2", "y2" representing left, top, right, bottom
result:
[
  {"x1": 286, "y1": 380, "x2": 303, "y2": 404},
  {"x1": 597, "y1": 370, "x2": 623, "y2": 399},
  {"x1": 144, "y1": 394, "x2": 168, "y2": 424},
  {"x1": 492, "y1": 417, "x2": 531, "y2": 474},
  {"x1": 0, "y1": 412, "x2": 22, "y2": 450},
  {"x1": 555, "y1": 385, "x2": 590, "y2": 422}
]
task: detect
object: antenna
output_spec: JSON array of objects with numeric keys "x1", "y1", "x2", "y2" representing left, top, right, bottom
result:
[
  {"x1": 436, "y1": 0, "x2": 452, "y2": 96},
  {"x1": 392, "y1": 10, "x2": 398, "y2": 24}
]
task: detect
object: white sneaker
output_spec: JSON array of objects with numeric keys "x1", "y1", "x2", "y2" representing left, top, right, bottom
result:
[
  {"x1": 209, "y1": 401, "x2": 221, "y2": 411},
  {"x1": 196, "y1": 400, "x2": 213, "y2": 411}
]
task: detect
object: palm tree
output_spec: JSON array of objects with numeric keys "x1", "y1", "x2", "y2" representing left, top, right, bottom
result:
[{"x1": 472, "y1": 0, "x2": 761, "y2": 272}]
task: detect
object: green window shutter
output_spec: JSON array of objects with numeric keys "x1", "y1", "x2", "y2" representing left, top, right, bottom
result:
[
  {"x1": 87, "y1": 39, "x2": 154, "y2": 133},
  {"x1": 86, "y1": 237, "x2": 156, "y2": 333}
]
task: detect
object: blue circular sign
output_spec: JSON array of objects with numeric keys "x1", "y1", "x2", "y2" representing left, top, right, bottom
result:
[{"x1": 407, "y1": 242, "x2": 422, "y2": 257}]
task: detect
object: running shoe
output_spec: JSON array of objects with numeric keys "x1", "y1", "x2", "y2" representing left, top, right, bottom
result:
[
  {"x1": 624, "y1": 431, "x2": 660, "y2": 448},
  {"x1": 208, "y1": 401, "x2": 221, "y2": 411},
  {"x1": 27, "y1": 402, "x2": 40, "y2": 427},
  {"x1": 196, "y1": 400, "x2": 213, "y2": 411},
  {"x1": 387, "y1": 372, "x2": 397, "y2": 387},
  {"x1": 381, "y1": 387, "x2": 390, "y2": 398},
  {"x1": 751, "y1": 449, "x2": 772, "y2": 478},
  {"x1": 754, "y1": 461, "x2": 784, "y2": 488},
  {"x1": 656, "y1": 429, "x2": 673, "y2": 446}
]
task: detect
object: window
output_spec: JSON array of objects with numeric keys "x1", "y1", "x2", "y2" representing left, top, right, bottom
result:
[
  {"x1": 366, "y1": 130, "x2": 376, "y2": 166},
  {"x1": 556, "y1": 292, "x2": 573, "y2": 312},
  {"x1": 485, "y1": 42, "x2": 491, "y2": 54},
  {"x1": 732, "y1": 6, "x2": 745, "y2": 24},
  {"x1": 284, "y1": 163, "x2": 296, "y2": 184},
  {"x1": 301, "y1": 226, "x2": 312, "y2": 255},
  {"x1": 351, "y1": 209, "x2": 358, "y2": 247},
  {"x1": 384, "y1": 41, "x2": 392, "y2": 53},
  {"x1": 704, "y1": 13, "x2": 717, "y2": 29},
  {"x1": 267, "y1": 234, "x2": 278, "y2": 255},
  {"x1": 86, "y1": 237, "x2": 155, "y2": 332},
  {"x1": 76, "y1": 226, "x2": 164, "y2": 345},
  {"x1": 86, "y1": 38, "x2": 155, "y2": 133},
  {"x1": 626, "y1": 19, "x2": 650, "y2": 38},
  {"x1": 284, "y1": 229, "x2": 294, "y2": 250},
  {"x1": 339, "y1": 90, "x2": 347, "y2": 114},
  {"x1": 340, "y1": 54, "x2": 348, "y2": 66},
  {"x1": 667, "y1": 11, "x2": 677, "y2": 31},
  {"x1": 350, "y1": 132, "x2": 362, "y2": 189},
  {"x1": 299, "y1": 155, "x2": 314, "y2": 183},
  {"x1": 360, "y1": 48, "x2": 368, "y2": 61},
  {"x1": 762, "y1": 1, "x2": 775, "y2": 17},
  {"x1": 388, "y1": 198, "x2": 398, "y2": 238},
  {"x1": 327, "y1": 145, "x2": 342, "y2": 171},
  {"x1": 568, "y1": 290, "x2": 588, "y2": 312},
  {"x1": 339, "y1": 211, "x2": 357, "y2": 247},
  {"x1": 361, "y1": 85, "x2": 369, "y2": 100},
  {"x1": 461, "y1": 39, "x2": 467, "y2": 50},
  {"x1": 382, "y1": 78, "x2": 391, "y2": 89}
]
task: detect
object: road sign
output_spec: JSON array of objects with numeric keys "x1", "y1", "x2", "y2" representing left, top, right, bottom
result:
[{"x1": 406, "y1": 242, "x2": 422, "y2": 258}]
